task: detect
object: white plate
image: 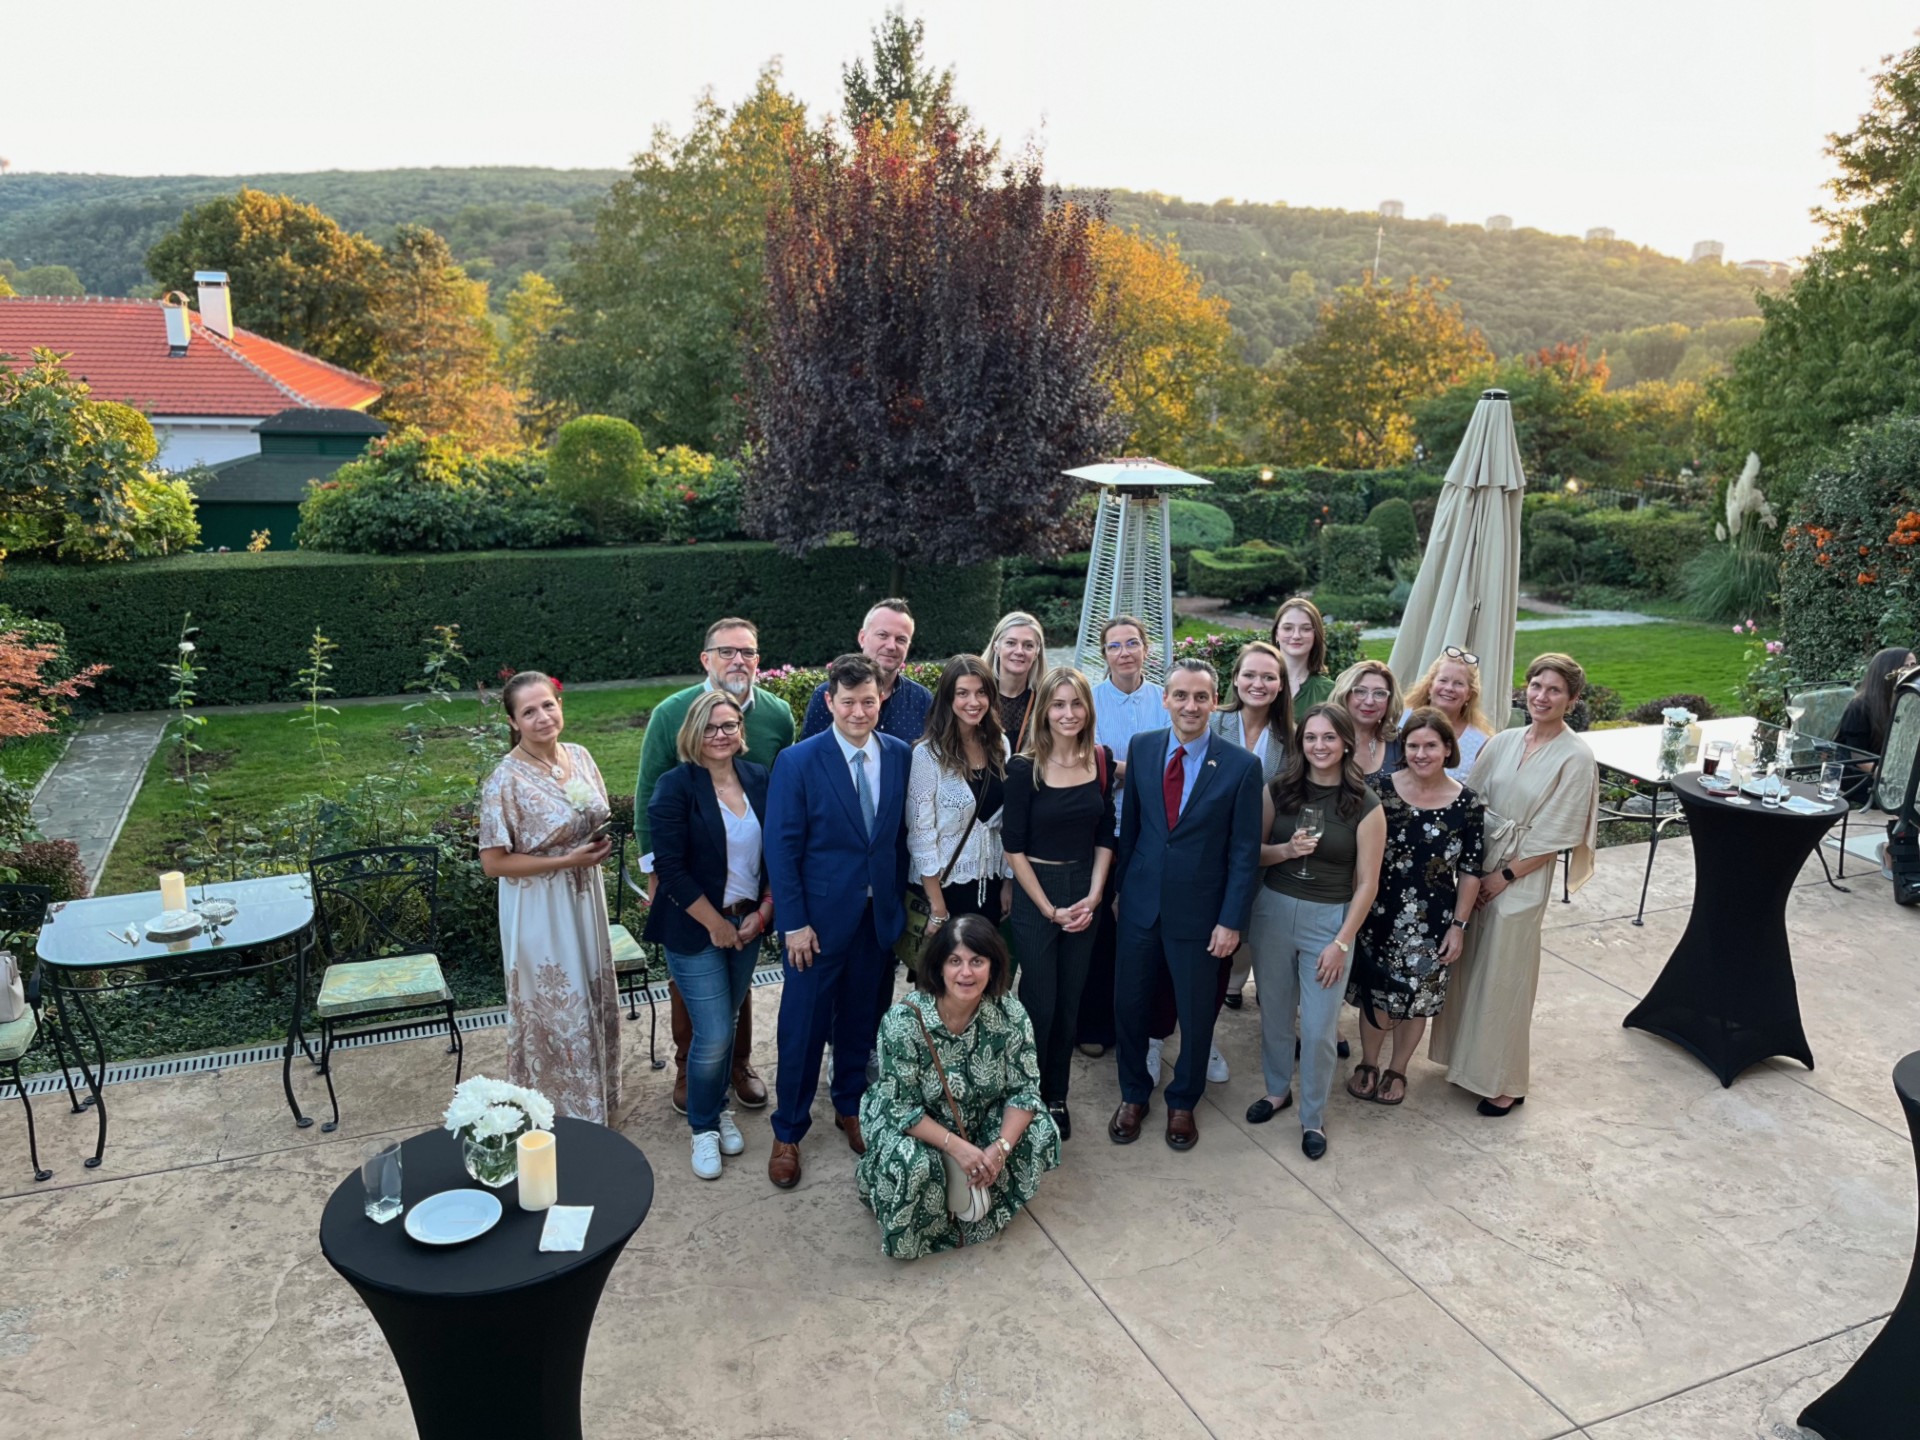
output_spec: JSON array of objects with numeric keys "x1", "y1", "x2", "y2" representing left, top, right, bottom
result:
[
  {"x1": 404, "y1": 1188, "x2": 502, "y2": 1245},
  {"x1": 143, "y1": 909, "x2": 204, "y2": 939}
]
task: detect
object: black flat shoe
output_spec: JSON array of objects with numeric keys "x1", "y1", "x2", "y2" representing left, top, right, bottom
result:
[
  {"x1": 1337, "y1": 1039, "x2": 1351, "y2": 1059},
  {"x1": 1476, "y1": 1096, "x2": 1525, "y2": 1118},
  {"x1": 1077, "y1": 1043, "x2": 1108, "y2": 1059},
  {"x1": 1222, "y1": 991, "x2": 1244, "y2": 1011},
  {"x1": 1301, "y1": 1129, "x2": 1327, "y2": 1160},
  {"x1": 1048, "y1": 1102, "x2": 1072, "y2": 1141},
  {"x1": 1245, "y1": 1094, "x2": 1293, "y2": 1124}
]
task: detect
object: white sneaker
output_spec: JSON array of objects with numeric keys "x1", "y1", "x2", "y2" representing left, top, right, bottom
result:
[
  {"x1": 1207, "y1": 1043, "x2": 1229, "y2": 1084},
  {"x1": 690, "y1": 1130, "x2": 722, "y2": 1180},
  {"x1": 717, "y1": 1110, "x2": 744, "y2": 1156},
  {"x1": 1146, "y1": 1037, "x2": 1163, "y2": 1085}
]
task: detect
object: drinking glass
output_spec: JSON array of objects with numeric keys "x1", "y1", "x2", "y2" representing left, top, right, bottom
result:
[
  {"x1": 361, "y1": 1139, "x2": 403, "y2": 1223},
  {"x1": 1725, "y1": 757, "x2": 1753, "y2": 805},
  {"x1": 1759, "y1": 764, "x2": 1784, "y2": 808},
  {"x1": 1703, "y1": 740, "x2": 1732, "y2": 779},
  {"x1": 1293, "y1": 805, "x2": 1324, "y2": 880},
  {"x1": 1819, "y1": 762, "x2": 1844, "y2": 802}
]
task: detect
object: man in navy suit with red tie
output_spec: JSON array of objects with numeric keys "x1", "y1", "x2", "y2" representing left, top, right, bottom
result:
[
  {"x1": 763, "y1": 654, "x2": 912, "y2": 1190},
  {"x1": 1109, "y1": 658, "x2": 1263, "y2": 1151}
]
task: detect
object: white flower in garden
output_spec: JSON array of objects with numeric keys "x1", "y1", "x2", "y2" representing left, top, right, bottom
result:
[
  {"x1": 1722, "y1": 453, "x2": 1776, "y2": 544},
  {"x1": 178, "y1": 641, "x2": 196, "y2": 655},
  {"x1": 563, "y1": 776, "x2": 594, "y2": 812}
]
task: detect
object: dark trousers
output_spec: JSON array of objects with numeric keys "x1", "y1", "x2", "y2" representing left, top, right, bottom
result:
[
  {"x1": 1115, "y1": 917, "x2": 1223, "y2": 1111},
  {"x1": 1007, "y1": 860, "x2": 1095, "y2": 1104},
  {"x1": 941, "y1": 875, "x2": 1005, "y2": 925},
  {"x1": 773, "y1": 904, "x2": 886, "y2": 1143},
  {"x1": 1076, "y1": 902, "x2": 1118, "y2": 1047},
  {"x1": 1147, "y1": 953, "x2": 1231, "y2": 1039}
]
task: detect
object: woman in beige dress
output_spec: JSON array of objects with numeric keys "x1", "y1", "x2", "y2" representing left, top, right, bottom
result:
[
  {"x1": 478, "y1": 671, "x2": 623, "y2": 1123},
  {"x1": 1428, "y1": 653, "x2": 1598, "y2": 1116}
]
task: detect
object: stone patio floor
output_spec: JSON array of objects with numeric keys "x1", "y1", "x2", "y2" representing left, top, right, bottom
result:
[{"x1": 3, "y1": 837, "x2": 1917, "y2": 1439}]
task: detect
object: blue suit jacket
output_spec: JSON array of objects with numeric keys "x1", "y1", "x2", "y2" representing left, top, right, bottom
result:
[
  {"x1": 764, "y1": 728, "x2": 912, "y2": 953},
  {"x1": 642, "y1": 760, "x2": 771, "y2": 954},
  {"x1": 1114, "y1": 726, "x2": 1264, "y2": 941}
]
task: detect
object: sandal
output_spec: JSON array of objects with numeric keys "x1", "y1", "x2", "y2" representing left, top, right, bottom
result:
[
  {"x1": 1375, "y1": 1070, "x2": 1408, "y2": 1106},
  {"x1": 1345, "y1": 1063, "x2": 1380, "y2": 1101}
]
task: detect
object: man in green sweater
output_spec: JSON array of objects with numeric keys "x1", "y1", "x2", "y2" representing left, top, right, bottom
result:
[{"x1": 635, "y1": 616, "x2": 796, "y2": 1113}]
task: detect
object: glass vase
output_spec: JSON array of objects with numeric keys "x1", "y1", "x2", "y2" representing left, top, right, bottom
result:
[{"x1": 461, "y1": 1132, "x2": 520, "y2": 1188}]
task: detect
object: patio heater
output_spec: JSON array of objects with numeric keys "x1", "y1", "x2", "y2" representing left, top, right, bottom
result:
[{"x1": 1064, "y1": 458, "x2": 1213, "y2": 684}]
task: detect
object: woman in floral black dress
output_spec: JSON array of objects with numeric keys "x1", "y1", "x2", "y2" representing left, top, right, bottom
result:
[{"x1": 1347, "y1": 707, "x2": 1484, "y2": 1106}]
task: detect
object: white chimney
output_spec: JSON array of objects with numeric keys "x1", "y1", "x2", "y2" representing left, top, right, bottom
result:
[
  {"x1": 194, "y1": 270, "x2": 232, "y2": 338},
  {"x1": 162, "y1": 291, "x2": 192, "y2": 355}
]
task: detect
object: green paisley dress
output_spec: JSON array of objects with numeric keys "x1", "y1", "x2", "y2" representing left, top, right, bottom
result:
[{"x1": 856, "y1": 990, "x2": 1061, "y2": 1260}]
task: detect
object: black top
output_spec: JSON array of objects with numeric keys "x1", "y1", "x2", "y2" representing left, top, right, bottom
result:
[
  {"x1": 1001, "y1": 689, "x2": 1036, "y2": 750},
  {"x1": 1002, "y1": 750, "x2": 1116, "y2": 864},
  {"x1": 1835, "y1": 694, "x2": 1877, "y2": 757},
  {"x1": 969, "y1": 765, "x2": 1007, "y2": 826},
  {"x1": 319, "y1": 1118, "x2": 652, "y2": 1300}
]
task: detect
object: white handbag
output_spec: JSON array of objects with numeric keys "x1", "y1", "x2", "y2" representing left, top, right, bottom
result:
[{"x1": 0, "y1": 950, "x2": 25, "y2": 1024}]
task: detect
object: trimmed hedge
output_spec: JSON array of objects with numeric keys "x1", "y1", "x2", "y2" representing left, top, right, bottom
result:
[
  {"x1": 1522, "y1": 499, "x2": 1713, "y2": 597},
  {"x1": 1168, "y1": 500, "x2": 1234, "y2": 554},
  {"x1": 1318, "y1": 524, "x2": 1383, "y2": 593},
  {"x1": 1366, "y1": 498, "x2": 1419, "y2": 563},
  {"x1": 1310, "y1": 590, "x2": 1402, "y2": 625},
  {"x1": 3, "y1": 544, "x2": 1002, "y2": 711},
  {"x1": 1187, "y1": 544, "x2": 1307, "y2": 605}
]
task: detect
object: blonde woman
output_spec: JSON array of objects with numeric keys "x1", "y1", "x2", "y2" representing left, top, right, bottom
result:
[
  {"x1": 1330, "y1": 659, "x2": 1404, "y2": 779},
  {"x1": 1003, "y1": 666, "x2": 1116, "y2": 1139},
  {"x1": 985, "y1": 610, "x2": 1048, "y2": 751},
  {"x1": 1212, "y1": 640, "x2": 1293, "y2": 1013},
  {"x1": 1270, "y1": 596, "x2": 1334, "y2": 709},
  {"x1": 1403, "y1": 646, "x2": 1497, "y2": 780}
]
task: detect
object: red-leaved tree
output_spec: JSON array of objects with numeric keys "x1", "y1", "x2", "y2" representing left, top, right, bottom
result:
[
  {"x1": 0, "y1": 632, "x2": 106, "y2": 739},
  {"x1": 744, "y1": 120, "x2": 1122, "y2": 583}
]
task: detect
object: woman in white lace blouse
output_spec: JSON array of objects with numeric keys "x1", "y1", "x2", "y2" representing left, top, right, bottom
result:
[{"x1": 908, "y1": 655, "x2": 1012, "y2": 929}]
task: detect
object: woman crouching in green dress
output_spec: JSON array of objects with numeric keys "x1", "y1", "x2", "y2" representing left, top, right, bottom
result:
[{"x1": 857, "y1": 915, "x2": 1061, "y2": 1258}]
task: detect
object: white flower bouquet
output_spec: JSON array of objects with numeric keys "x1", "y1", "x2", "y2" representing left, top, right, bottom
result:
[
  {"x1": 445, "y1": 1076, "x2": 555, "y2": 1185},
  {"x1": 562, "y1": 776, "x2": 595, "y2": 812}
]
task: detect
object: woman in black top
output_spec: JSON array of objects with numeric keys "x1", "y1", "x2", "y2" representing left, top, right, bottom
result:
[
  {"x1": 1004, "y1": 666, "x2": 1116, "y2": 1139},
  {"x1": 1835, "y1": 645, "x2": 1917, "y2": 804}
]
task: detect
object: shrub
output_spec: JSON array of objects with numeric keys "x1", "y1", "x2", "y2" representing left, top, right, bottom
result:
[
  {"x1": 1186, "y1": 543, "x2": 1307, "y2": 605},
  {"x1": 1317, "y1": 524, "x2": 1383, "y2": 593},
  {"x1": 1626, "y1": 692, "x2": 1719, "y2": 723},
  {"x1": 1365, "y1": 498, "x2": 1419, "y2": 564},
  {"x1": 755, "y1": 661, "x2": 947, "y2": 717},
  {"x1": 3, "y1": 544, "x2": 1004, "y2": 711},
  {"x1": 545, "y1": 415, "x2": 648, "y2": 533},
  {"x1": 1779, "y1": 413, "x2": 1920, "y2": 680},
  {"x1": 0, "y1": 777, "x2": 36, "y2": 852},
  {"x1": 1168, "y1": 500, "x2": 1234, "y2": 553},
  {"x1": 1173, "y1": 620, "x2": 1363, "y2": 692},
  {"x1": 1309, "y1": 590, "x2": 1401, "y2": 625},
  {"x1": 1, "y1": 838, "x2": 88, "y2": 900},
  {"x1": 1681, "y1": 543, "x2": 1780, "y2": 621},
  {"x1": 1521, "y1": 500, "x2": 1712, "y2": 597}
]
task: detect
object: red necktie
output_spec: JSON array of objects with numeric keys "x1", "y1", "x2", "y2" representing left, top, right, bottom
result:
[{"x1": 1163, "y1": 746, "x2": 1185, "y2": 830}]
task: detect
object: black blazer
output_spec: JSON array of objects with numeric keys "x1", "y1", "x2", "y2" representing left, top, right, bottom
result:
[{"x1": 643, "y1": 760, "x2": 771, "y2": 954}]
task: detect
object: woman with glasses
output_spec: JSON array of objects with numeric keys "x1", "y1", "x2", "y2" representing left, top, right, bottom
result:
[
  {"x1": 1402, "y1": 647, "x2": 1497, "y2": 781},
  {"x1": 909, "y1": 656, "x2": 1012, "y2": 931},
  {"x1": 1271, "y1": 596, "x2": 1335, "y2": 710},
  {"x1": 985, "y1": 611, "x2": 1047, "y2": 751},
  {"x1": 1211, "y1": 640, "x2": 1293, "y2": 1012},
  {"x1": 644, "y1": 691, "x2": 774, "y2": 1178},
  {"x1": 1330, "y1": 660, "x2": 1405, "y2": 779}
]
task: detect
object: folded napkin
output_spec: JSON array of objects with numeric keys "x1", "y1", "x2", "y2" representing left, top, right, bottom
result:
[
  {"x1": 1781, "y1": 796, "x2": 1832, "y2": 816},
  {"x1": 539, "y1": 1204, "x2": 593, "y2": 1251}
]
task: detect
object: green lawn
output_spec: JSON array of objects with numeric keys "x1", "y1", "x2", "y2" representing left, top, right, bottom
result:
[
  {"x1": 97, "y1": 684, "x2": 676, "y2": 896},
  {"x1": 0, "y1": 729, "x2": 70, "y2": 790}
]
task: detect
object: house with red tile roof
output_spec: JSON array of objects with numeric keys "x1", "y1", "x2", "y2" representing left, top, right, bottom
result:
[{"x1": 0, "y1": 273, "x2": 380, "y2": 470}]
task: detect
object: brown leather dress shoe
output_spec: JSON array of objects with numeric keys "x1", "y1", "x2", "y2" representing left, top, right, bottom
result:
[
  {"x1": 671, "y1": 1067, "x2": 688, "y2": 1115},
  {"x1": 1165, "y1": 1108, "x2": 1198, "y2": 1151},
  {"x1": 731, "y1": 1062, "x2": 769, "y2": 1109},
  {"x1": 1108, "y1": 1101, "x2": 1148, "y2": 1145},
  {"x1": 768, "y1": 1140, "x2": 802, "y2": 1189},
  {"x1": 835, "y1": 1112, "x2": 867, "y2": 1155}
]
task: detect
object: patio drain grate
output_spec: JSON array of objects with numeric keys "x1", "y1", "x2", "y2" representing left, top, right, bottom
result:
[{"x1": 6, "y1": 968, "x2": 785, "y2": 1099}]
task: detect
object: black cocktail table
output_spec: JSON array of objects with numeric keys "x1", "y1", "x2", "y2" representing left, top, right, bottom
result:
[
  {"x1": 1621, "y1": 772, "x2": 1841, "y2": 1086},
  {"x1": 1798, "y1": 1050, "x2": 1920, "y2": 1437},
  {"x1": 318, "y1": 1117, "x2": 652, "y2": 1440}
]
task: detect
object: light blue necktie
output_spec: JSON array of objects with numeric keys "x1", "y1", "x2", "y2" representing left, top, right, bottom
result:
[{"x1": 852, "y1": 749, "x2": 876, "y2": 837}]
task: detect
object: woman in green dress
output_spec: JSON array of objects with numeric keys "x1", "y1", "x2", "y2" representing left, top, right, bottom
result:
[
  {"x1": 1271, "y1": 596, "x2": 1335, "y2": 710},
  {"x1": 857, "y1": 915, "x2": 1061, "y2": 1259}
]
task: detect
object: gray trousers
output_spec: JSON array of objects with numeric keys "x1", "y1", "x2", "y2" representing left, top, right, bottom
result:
[{"x1": 1246, "y1": 888, "x2": 1352, "y2": 1132}]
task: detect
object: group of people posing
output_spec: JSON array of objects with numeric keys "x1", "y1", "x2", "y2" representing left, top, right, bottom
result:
[{"x1": 476, "y1": 595, "x2": 1600, "y2": 1261}]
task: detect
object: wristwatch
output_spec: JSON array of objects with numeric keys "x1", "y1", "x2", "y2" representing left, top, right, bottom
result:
[
  {"x1": 994, "y1": 1136, "x2": 1012, "y2": 1157},
  {"x1": 1333, "y1": 937, "x2": 1351, "y2": 954},
  {"x1": 1450, "y1": 918, "x2": 1468, "y2": 930},
  {"x1": 1501, "y1": 867, "x2": 1517, "y2": 885}
]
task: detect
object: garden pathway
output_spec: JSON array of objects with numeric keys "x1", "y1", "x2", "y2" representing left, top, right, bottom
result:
[{"x1": 30, "y1": 713, "x2": 167, "y2": 889}]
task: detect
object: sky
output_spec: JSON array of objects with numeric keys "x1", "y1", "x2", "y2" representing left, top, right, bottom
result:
[{"x1": 6, "y1": 0, "x2": 1915, "y2": 263}]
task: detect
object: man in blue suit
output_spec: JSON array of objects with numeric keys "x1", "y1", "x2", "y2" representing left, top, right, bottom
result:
[
  {"x1": 1110, "y1": 658, "x2": 1263, "y2": 1151},
  {"x1": 764, "y1": 653, "x2": 912, "y2": 1189}
]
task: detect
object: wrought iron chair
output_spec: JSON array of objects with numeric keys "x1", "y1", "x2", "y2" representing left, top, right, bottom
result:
[
  {"x1": 1, "y1": 884, "x2": 74, "y2": 1182},
  {"x1": 1789, "y1": 680, "x2": 1868, "y2": 883},
  {"x1": 607, "y1": 832, "x2": 664, "y2": 1070},
  {"x1": 308, "y1": 846, "x2": 459, "y2": 1133}
]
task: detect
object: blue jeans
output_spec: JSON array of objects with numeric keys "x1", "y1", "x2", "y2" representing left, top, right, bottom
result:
[{"x1": 665, "y1": 939, "x2": 757, "y2": 1132}]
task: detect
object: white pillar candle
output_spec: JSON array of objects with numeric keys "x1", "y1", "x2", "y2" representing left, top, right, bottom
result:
[
  {"x1": 159, "y1": 871, "x2": 188, "y2": 913},
  {"x1": 517, "y1": 1130, "x2": 557, "y2": 1211}
]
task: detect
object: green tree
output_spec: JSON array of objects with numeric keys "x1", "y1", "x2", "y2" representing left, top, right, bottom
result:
[
  {"x1": 1824, "y1": 40, "x2": 1920, "y2": 217},
  {"x1": 0, "y1": 351, "x2": 144, "y2": 561},
  {"x1": 1415, "y1": 343, "x2": 1627, "y2": 483},
  {"x1": 535, "y1": 64, "x2": 811, "y2": 453},
  {"x1": 369, "y1": 226, "x2": 515, "y2": 449},
  {"x1": 12, "y1": 264, "x2": 83, "y2": 296},
  {"x1": 145, "y1": 188, "x2": 384, "y2": 371},
  {"x1": 500, "y1": 271, "x2": 569, "y2": 443},
  {"x1": 1270, "y1": 275, "x2": 1490, "y2": 468},
  {"x1": 841, "y1": 7, "x2": 964, "y2": 132}
]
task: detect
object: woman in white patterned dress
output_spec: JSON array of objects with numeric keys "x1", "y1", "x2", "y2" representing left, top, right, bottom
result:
[{"x1": 478, "y1": 671, "x2": 623, "y2": 1123}]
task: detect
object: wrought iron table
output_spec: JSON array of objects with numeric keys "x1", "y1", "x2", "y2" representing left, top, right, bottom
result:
[{"x1": 33, "y1": 875, "x2": 317, "y2": 1166}]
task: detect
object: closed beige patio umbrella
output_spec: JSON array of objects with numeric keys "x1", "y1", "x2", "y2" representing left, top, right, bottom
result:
[{"x1": 1388, "y1": 389, "x2": 1526, "y2": 723}]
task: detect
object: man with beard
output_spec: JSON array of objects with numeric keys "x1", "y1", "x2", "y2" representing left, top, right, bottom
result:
[
  {"x1": 798, "y1": 598, "x2": 932, "y2": 743},
  {"x1": 635, "y1": 617, "x2": 796, "y2": 1113}
]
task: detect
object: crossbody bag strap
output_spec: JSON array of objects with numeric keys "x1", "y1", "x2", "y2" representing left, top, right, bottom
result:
[
  {"x1": 910, "y1": 1005, "x2": 969, "y2": 1141},
  {"x1": 936, "y1": 771, "x2": 985, "y2": 887}
]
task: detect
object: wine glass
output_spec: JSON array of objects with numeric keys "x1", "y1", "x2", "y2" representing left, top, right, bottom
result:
[
  {"x1": 1293, "y1": 804, "x2": 1324, "y2": 880},
  {"x1": 1726, "y1": 756, "x2": 1753, "y2": 805}
]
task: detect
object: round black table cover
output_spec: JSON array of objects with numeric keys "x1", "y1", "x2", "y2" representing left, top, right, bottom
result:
[
  {"x1": 1622, "y1": 772, "x2": 1841, "y2": 1086},
  {"x1": 319, "y1": 1117, "x2": 652, "y2": 1439}
]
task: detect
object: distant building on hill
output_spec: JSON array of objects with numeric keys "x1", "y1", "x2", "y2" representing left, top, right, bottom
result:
[
  {"x1": 1736, "y1": 258, "x2": 1793, "y2": 280},
  {"x1": 1486, "y1": 214, "x2": 1514, "y2": 232},
  {"x1": 1585, "y1": 226, "x2": 1615, "y2": 243},
  {"x1": 1378, "y1": 199, "x2": 1405, "y2": 219},
  {"x1": 0, "y1": 272, "x2": 380, "y2": 469},
  {"x1": 1689, "y1": 240, "x2": 1725, "y2": 264},
  {"x1": 191, "y1": 407, "x2": 386, "y2": 551}
]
